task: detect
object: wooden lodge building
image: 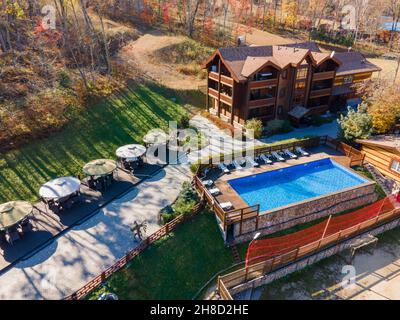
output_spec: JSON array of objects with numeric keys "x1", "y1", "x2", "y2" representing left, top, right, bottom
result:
[
  {"x1": 358, "y1": 135, "x2": 400, "y2": 183},
  {"x1": 203, "y1": 42, "x2": 381, "y2": 126}
]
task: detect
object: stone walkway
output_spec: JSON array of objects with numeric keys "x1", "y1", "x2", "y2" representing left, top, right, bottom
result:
[{"x1": 0, "y1": 165, "x2": 191, "y2": 300}]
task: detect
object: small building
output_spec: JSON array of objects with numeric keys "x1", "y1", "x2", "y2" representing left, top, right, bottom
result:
[
  {"x1": 357, "y1": 135, "x2": 400, "y2": 182},
  {"x1": 203, "y1": 42, "x2": 381, "y2": 126}
]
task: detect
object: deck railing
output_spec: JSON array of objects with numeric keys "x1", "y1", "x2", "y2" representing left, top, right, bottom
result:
[{"x1": 217, "y1": 207, "x2": 400, "y2": 300}]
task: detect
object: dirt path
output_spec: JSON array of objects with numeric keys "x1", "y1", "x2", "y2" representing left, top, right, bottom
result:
[{"x1": 117, "y1": 30, "x2": 205, "y2": 90}]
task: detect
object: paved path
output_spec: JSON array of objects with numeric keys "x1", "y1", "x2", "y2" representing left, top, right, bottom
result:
[
  {"x1": 0, "y1": 165, "x2": 191, "y2": 300},
  {"x1": 187, "y1": 115, "x2": 265, "y2": 163},
  {"x1": 261, "y1": 121, "x2": 339, "y2": 144}
]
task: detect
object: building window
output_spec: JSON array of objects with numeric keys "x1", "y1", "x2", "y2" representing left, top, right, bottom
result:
[
  {"x1": 344, "y1": 75, "x2": 354, "y2": 84},
  {"x1": 295, "y1": 81, "x2": 306, "y2": 90},
  {"x1": 296, "y1": 67, "x2": 308, "y2": 80},
  {"x1": 391, "y1": 160, "x2": 400, "y2": 174}
]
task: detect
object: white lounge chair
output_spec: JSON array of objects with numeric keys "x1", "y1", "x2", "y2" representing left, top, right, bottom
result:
[
  {"x1": 202, "y1": 179, "x2": 214, "y2": 187},
  {"x1": 218, "y1": 163, "x2": 230, "y2": 174},
  {"x1": 246, "y1": 156, "x2": 259, "y2": 167},
  {"x1": 284, "y1": 149, "x2": 298, "y2": 159},
  {"x1": 220, "y1": 202, "x2": 233, "y2": 211},
  {"x1": 209, "y1": 188, "x2": 221, "y2": 196},
  {"x1": 260, "y1": 154, "x2": 273, "y2": 164},
  {"x1": 272, "y1": 151, "x2": 285, "y2": 162},
  {"x1": 296, "y1": 146, "x2": 310, "y2": 157},
  {"x1": 232, "y1": 160, "x2": 243, "y2": 170}
]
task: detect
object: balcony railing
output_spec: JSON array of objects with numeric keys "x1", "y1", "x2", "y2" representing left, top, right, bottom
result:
[
  {"x1": 313, "y1": 71, "x2": 335, "y2": 81},
  {"x1": 309, "y1": 88, "x2": 332, "y2": 99},
  {"x1": 209, "y1": 72, "x2": 234, "y2": 87},
  {"x1": 249, "y1": 78, "x2": 278, "y2": 89},
  {"x1": 248, "y1": 97, "x2": 275, "y2": 108},
  {"x1": 208, "y1": 88, "x2": 233, "y2": 106}
]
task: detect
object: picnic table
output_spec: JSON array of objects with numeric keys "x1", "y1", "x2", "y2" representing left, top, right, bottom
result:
[
  {"x1": 116, "y1": 144, "x2": 147, "y2": 162},
  {"x1": 0, "y1": 201, "x2": 33, "y2": 232}
]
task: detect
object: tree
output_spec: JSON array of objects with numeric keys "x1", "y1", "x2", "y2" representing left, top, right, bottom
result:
[
  {"x1": 245, "y1": 118, "x2": 263, "y2": 138},
  {"x1": 367, "y1": 85, "x2": 400, "y2": 134},
  {"x1": 338, "y1": 104, "x2": 373, "y2": 142}
]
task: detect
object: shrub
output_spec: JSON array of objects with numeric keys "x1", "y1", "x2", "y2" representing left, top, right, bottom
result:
[
  {"x1": 160, "y1": 182, "x2": 199, "y2": 224},
  {"x1": 310, "y1": 115, "x2": 334, "y2": 127},
  {"x1": 245, "y1": 118, "x2": 263, "y2": 138},
  {"x1": 58, "y1": 70, "x2": 71, "y2": 88},
  {"x1": 338, "y1": 104, "x2": 372, "y2": 142},
  {"x1": 265, "y1": 119, "x2": 293, "y2": 135},
  {"x1": 178, "y1": 113, "x2": 190, "y2": 129}
]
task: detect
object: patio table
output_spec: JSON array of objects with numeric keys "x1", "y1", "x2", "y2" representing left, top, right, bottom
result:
[
  {"x1": 39, "y1": 177, "x2": 81, "y2": 200},
  {"x1": 83, "y1": 159, "x2": 117, "y2": 177},
  {"x1": 0, "y1": 201, "x2": 33, "y2": 231},
  {"x1": 116, "y1": 144, "x2": 147, "y2": 162}
]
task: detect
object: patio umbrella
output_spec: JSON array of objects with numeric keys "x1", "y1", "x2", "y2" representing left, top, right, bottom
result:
[
  {"x1": 83, "y1": 159, "x2": 117, "y2": 177},
  {"x1": 143, "y1": 129, "x2": 169, "y2": 145},
  {"x1": 39, "y1": 177, "x2": 81, "y2": 200},
  {"x1": 116, "y1": 144, "x2": 147, "y2": 160},
  {"x1": 0, "y1": 201, "x2": 33, "y2": 231}
]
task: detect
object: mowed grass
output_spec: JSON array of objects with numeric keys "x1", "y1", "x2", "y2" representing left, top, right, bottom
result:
[
  {"x1": 0, "y1": 83, "x2": 187, "y2": 203},
  {"x1": 88, "y1": 211, "x2": 235, "y2": 300}
]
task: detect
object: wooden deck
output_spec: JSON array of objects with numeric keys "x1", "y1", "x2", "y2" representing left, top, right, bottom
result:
[{"x1": 212, "y1": 145, "x2": 351, "y2": 212}]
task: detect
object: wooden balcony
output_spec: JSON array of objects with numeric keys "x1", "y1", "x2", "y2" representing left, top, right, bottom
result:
[
  {"x1": 209, "y1": 72, "x2": 234, "y2": 87},
  {"x1": 249, "y1": 78, "x2": 278, "y2": 89},
  {"x1": 248, "y1": 97, "x2": 276, "y2": 108},
  {"x1": 208, "y1": 88, "x2": 233, "y2": 106},
  {"x1": 312, "y1": 71, "x2": 335, "y2": 81},
  {"x1": 208, "y1": 87, "x2": 219, "y2": 99},
  {"x1": 220, "y1": 93, "x2": 233, "y2": 106},
  {"x1": 309, "y1": 88, "x2": 332, "y2": 99}
]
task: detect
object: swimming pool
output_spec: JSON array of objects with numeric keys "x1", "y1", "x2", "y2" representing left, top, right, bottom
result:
[{"x1": 228, "y1": 158, "x2": 369, "y2": 213}]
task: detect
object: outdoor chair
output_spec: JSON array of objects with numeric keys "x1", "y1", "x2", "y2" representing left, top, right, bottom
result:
[
  {"x1": 284, "y1": 149, "x2": 298, "y2": 160},
  {"x1": 296, "y1": 147, "x2": 310, "y2": 157},
  {"x1": 260, "y1": 154, "x2": 273, "y2": 165},
  {"x1": 48, "y1": 200, "x2": 61, "y2": 214},
  {"x1": 6, "y1": 229, "x2": 20, "y2": 245},
  {"x1": 20, "y1": 220, "x2": 34, "y2": 234}
]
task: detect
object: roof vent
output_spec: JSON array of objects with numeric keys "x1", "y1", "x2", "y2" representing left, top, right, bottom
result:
[{"x1": 330, "y1": 51, "x2": 335, "y2": 58}]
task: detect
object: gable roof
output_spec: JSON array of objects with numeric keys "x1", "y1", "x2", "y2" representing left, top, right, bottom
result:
[
  {"x1": 335, "y1": 52, "x2": 382, "y2": 76},
  {"x1": 204, "y1": 42, "x2": 380, "y2": 82},
  {"x1": 357, "y1": 135, "x2": 400, "y2": 153}
]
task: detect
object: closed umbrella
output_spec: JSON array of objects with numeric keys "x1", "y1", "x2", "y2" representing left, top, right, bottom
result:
[
  {"x1": 0, "y1": 201, "x2": 33, "y2": 231},
  {"x1": 83, "y1": 159, "x2": 117, "y2": 177}
]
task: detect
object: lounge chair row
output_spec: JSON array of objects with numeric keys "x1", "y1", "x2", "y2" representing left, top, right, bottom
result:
[{"x1": 217, "y1": 147, "x2": 310, "y2": 173}]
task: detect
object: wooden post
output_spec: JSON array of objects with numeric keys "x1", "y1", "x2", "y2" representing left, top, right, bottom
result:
[
  {"x1": 231, "y1": 83, "x2": 235, "y2": 125},
  {"x1": 206, "y1": 71, "x2": 210, "y2": 112},
  {"x1": 217, "y1": 59, "x2": 222, "y2": 117}
]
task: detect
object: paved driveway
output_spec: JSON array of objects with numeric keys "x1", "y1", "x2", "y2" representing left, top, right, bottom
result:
[{"x1": 0, "y1": 165, "x2": 191, "y2": 300}]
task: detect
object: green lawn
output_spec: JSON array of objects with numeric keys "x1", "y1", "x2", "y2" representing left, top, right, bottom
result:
[
  {"x1": 0, "y1": 83, "x2": 188, "y2": 203},
  {"x1": 88, "y1": 210, "x2": 235, "y2": 300}
]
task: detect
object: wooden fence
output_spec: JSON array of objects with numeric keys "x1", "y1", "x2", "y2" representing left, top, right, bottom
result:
[
  {"x1": 64, "y1": 202, "x2": 204, "y2": 300},
  {"x1": 217, "y1": 207, "x2": 400, "y2": 300},
  {"x1": 325, "y1": 136, "x2": 365, "y2": 166}
]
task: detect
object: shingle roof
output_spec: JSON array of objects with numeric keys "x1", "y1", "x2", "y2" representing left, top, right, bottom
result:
[
  {"x1": 335, "y1": 52, "x2": 382, "y2": 76},
  {"x1": 211, "y1": 42, "x2": 380, "y2": 82}
]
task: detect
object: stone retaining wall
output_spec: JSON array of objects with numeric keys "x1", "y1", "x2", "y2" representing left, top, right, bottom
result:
[{"x1": 233, "y1": 182, "x2": 377, "y2": 244}]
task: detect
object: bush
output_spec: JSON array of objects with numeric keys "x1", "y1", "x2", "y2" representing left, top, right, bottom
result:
[
  {"x1": 338, "y1": 104, "x2": 372, "y2": 142},
  {"x1": 265, "y1": 119, "x2": 293, "y2": 135},
  {"x1": 245, "y1": 118, "x2": 263, "y2": 138},
  {"x1": 178, "y1": 113, "x2": 190, "y2": 129},
  {"x1": 58, "y1": 70, "x2": 71, "y2": 88},
  {"x1": 160, "y1": 182, "x2": 199, "y2": 224},
  {"x1": 310, "y1": 115, "x2": 334, "y2": 127}
]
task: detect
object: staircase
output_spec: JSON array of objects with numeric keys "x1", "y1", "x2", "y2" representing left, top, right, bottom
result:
[{"x1": 364, "y1": 163, "x2": 399, "y2": 195}]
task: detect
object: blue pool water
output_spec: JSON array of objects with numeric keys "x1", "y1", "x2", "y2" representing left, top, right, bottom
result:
[{"x1": 228, "y1": 158, "x2": 369, "y2": 212}]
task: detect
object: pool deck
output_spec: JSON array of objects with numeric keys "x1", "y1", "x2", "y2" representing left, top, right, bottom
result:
[{"x1": 213, "y1": 145, "x2": 352, "y2": 211}]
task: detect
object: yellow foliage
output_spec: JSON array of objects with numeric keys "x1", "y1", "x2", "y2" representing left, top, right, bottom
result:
[{"x1": 367, "y1": 86, "x2": 400, "y2": 134}]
